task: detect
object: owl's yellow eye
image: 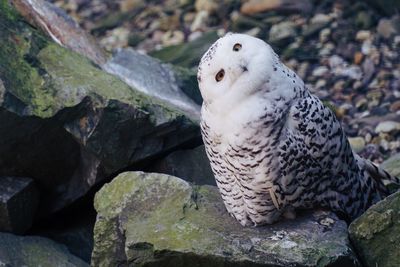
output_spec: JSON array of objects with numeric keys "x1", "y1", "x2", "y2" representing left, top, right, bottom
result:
[
  {"x1": 233, "y1": 43, "x2": 242, "y2": 51},
  {"x1": 215, "y1": 69, "x2": 225, "y2": 82}
]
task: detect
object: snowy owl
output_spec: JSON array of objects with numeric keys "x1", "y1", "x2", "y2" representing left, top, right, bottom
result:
[{"x1": 197, "y1": 33, "x2": 399, "y2": 226}]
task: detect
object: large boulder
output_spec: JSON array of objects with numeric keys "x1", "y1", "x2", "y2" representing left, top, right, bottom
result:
[
  {"x1": 0, "y1": 232, "x2": 89, "y2": 267},
  {"x1": 150, "y1": 145, "x2": 216, "y2": 186},
  {"x1": 349, "y1": 191, "x2": 400, "y2": 267},
  {"x1": 92, "y1": 172, "x2": 360, "y2": 267},
  {"x1": 0, "y1": 1, "x2": 200, "y2": 215}
]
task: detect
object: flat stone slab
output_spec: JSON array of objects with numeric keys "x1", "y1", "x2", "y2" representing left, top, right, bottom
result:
[
  {"x1": 0, "y1": 232, "x2": 88, "y2": 267},
  {"x1": 151, "y1": 145, "x2": 216, "y2": 186},
  {"x1": 0, "y1": 176, "x2": 38, "y2": 233},
  {"x1": 92, "y1": 172, "x2": 360, "y2": 267}
]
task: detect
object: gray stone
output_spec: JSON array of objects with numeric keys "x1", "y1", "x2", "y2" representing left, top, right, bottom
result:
[
  {"x1": 349, "y1": 191, "x2": 400, "y2": 267},
  {"x1": 269, "y1": 21, "x2": 297, "y2": 45},
  {"x1": 0, "y1": 1, "x2": 200, "y2": 215},
  {"x1": 104, "y1": 48, "x2": 201, "y2": 119},
  {"x1": 92, "y1": 172, "x2": 360, "y2": 267},
  {"x1": 375, "y1": 121, "x2": 400, "y2": 133},
  {"x1": 0, "y1": 232, "x2": 88, "y2": 267},
  {"x1": 377, "y1": 17, "x2": 400, "y2": 39},
  {"x1": 0, "y1": 177, "x2": 38, "y2": 234},
  {"x1": 151, "y1": 145, "x2": 216, "y2": 186}
]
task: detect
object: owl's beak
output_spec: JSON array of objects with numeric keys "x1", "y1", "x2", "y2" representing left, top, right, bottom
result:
[{"x1": 240, "y1": 65, "x2": 248, "y2": 72}]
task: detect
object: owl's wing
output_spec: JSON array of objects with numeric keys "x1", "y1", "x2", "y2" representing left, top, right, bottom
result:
[
  {"x1": 286, "y1": 93, "x2": 352, "y2": 173},
  {"x1": 283, "y1": 93, "x2": 394, "y2": 219}
]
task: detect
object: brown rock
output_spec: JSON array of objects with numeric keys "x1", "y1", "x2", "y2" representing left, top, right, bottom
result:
[
  {"x1": 241, "y1": 0, "x2": 312, "y2": 15},
  {"x1": 354, "y1": 52, "x2": 364, "y2": 65}
]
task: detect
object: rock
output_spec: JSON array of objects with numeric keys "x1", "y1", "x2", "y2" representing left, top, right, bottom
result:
[
  {"x1": 12, "y1": 0, "x2": 107, "y2": 66},
  {"x1": 38, "y1": 214, "x2": 95, "y2": 263},
  {"x1": 381, "y1": 153, "x2": 400, "y2": 177},
  {"x1": 268, "y1": 21, "x2": 297, "y2": 46},
  {"x1": 104, "y1": 48, "x2": 201, "y2": 118},
  {"x1": 349, "y1": 191, "x2": 400, "y2": 267},
  {"x1": 312, "y1": 66, "x2": 329, "y2": 77},
  {"x1": 150, "y1": 145, "x2": 215, "y2": 185},
  {"x1": 162, "y1": 30, "x2": 185, "y2": 46},
  {"x1": 92, "y1": 171, "x2": 360, "y2": 267},
  {"x1": 0, "y1": 177, "x2": 39, "y2": 234},
  {"x1": 241, "y1": 0, "x2": 312, "y2": 15},
  {"x1": 377, "y1": 17, "x2": 400, "y2": 39},
  {"x1": 355, "y1": 30, "x2": 372, "y2": 41},
  {"x1": 348, "y1": 137, "x2": 366, "y2": 153},
  {"x1": 0, "y1": 1, "x2": 200, "y2": 214},
  {"x1": 190, "y1": 10, "x2": 209, "y2": 32},
  {"x1": 195, "y1": 0, "x2": 218, "y2": 13},
  {"x1": 150, "y1": 30, "x2": 218, "y2": 69},
  {"x1": 0, "y1": 232, "x2": 88, "y2": 267},
  {"x1": 375, "y1": 121, "x2": 400, "y2": 133}
]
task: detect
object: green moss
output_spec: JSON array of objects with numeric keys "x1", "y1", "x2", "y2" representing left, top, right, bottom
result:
[
  {"x1": 0, "y1": 0, "x2": 190, "y2": 121},
  {"x1": 93, "y1": 172, "x2": 357, "y2": 267},
  {"x1": 349, "y1": 191, "x2": 400, "y2": 267},
  {"x1": 0, "y1": 1, "x2": 50, "y2": 114},
  {"x1": 0, "y1": 0, "x2": 19, "y2": 21}
]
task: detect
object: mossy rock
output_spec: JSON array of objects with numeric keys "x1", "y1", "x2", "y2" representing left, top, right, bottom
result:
[
  {"x1": 349, "y1": 191, "x2": 400, "y2": 267},
  {"x1": 0, "y1": 0, "x2": 200, "y2": 214},
  {"x1": 0, "y1": 232, "x2": 88, "y2": 267},
  {"x1": 92, "y1": 172, "x2": 360, "y2": 267}
]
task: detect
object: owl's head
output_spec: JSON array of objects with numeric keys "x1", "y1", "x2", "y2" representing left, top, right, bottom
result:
[{"x1": 197, "y1": 33, "x2": 277, "y2": 105}]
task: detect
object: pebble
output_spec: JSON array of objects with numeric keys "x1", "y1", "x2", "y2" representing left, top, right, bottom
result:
[
  {"x1": 312, "y1": 66, "x2": 329, "y2": 77},
  {"x1": 375, "y1": 121, "x2": 400, "y2": 134},
  {"x1": 269, "y1": 21, "x2": 297, "y2": 43},
  {"x1": 377, "y1": 18, "x2": 398, "y2": 39},
  {"x1": 195, "y1": 0, "x2": 218, "y2": 13},
  {"x1": 390, "y1": 101, "x2": 400, "y2": 112},
  {"x1": 241, "y1": 0, "x2": 281, "y2": 15},
  {"x1": 319, "y1": 28, "x2": 331, "y2": 43},
  {"x1": 355, "y1": 30, "x2": 371, "y2": 42},
  {"x1": 349, "y1": 137, "x2": 366, "y2": 153},
  {"x1": 353, "y1": 52, "x2": 364, "y2": 65},
  {"x1": 315, "y1": 79, "x2": 327, "y2": 89},
  {"x1": 161, "y1": 30, "x2": 185, "y2": 46},
  {"x1": 311, "y1": 13, "x2": 332, "y2": 24},
  {"x1": 190, "y1": 10, "x2": 209, "y2": 31}
]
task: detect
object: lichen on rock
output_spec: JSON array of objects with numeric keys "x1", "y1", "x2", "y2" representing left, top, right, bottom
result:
[
  {"x1": 349, "y1": 190, "x2": 400, "y2": 267},
  {"x1": 92, "y1": 171, "x2": 360, "y2": 267}
]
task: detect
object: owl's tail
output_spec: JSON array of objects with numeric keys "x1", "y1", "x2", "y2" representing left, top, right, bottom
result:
[{"x1": 356, "y1": 154, "x2": 400, "y2": 194}]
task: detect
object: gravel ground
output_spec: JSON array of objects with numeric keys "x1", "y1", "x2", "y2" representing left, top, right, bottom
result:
[{"x1": 49, "y1": 0, "x2": 400, "y2": 163}]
